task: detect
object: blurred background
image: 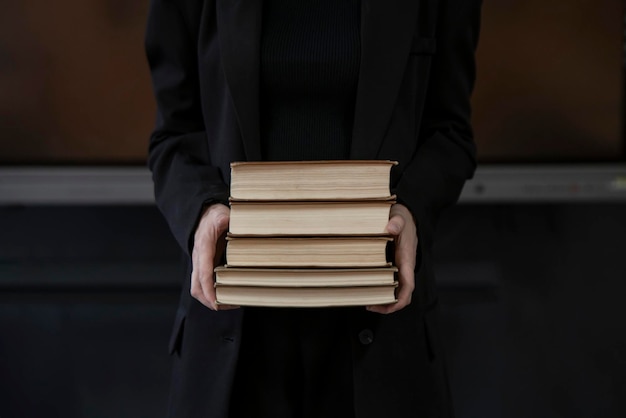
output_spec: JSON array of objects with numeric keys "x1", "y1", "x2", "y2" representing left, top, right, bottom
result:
[{"x1": 0, "y1": 0, "x2": 625, "y2": 417}]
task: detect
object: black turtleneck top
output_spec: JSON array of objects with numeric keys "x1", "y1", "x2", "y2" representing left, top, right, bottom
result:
[{"x1": 259, "y1": 0, "x2": 361, "y2": 161}]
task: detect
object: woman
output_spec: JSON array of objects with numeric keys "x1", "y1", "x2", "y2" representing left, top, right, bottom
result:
[{"x1": 145, "y1": 0, "x2": 481, "y2": 417}]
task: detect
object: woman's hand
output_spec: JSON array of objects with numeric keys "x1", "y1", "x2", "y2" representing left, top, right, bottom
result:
[
  {"x1": 367, "y1": 203, "x2": 418, "y2": 314},
  {"x1": 190, "y1": 203, "x2": 239, "y2": 311}
]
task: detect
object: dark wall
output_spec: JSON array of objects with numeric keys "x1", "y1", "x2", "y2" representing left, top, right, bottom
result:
[
  {"x1": 436, "y1": 204, "x2": 626, "y2": 418},
  {"x1": 0, "y1": 206, "x2": 180, "y2": 418},
  {"x1": 0, "y1": 203, "x2": 625, "y2": 417}
]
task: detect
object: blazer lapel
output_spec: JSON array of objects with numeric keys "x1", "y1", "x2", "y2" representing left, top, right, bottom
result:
[
  {"x1": 216, "y1": 0, "x2": 263, "y2": 161},
  {"x1": 350, "y1": 0, "x2": 422, "y2": 159}
]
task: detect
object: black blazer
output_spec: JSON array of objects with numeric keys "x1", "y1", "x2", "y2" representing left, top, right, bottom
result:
[{"x1": 145, "y1": 0, "x2": 481, "y2": 416}]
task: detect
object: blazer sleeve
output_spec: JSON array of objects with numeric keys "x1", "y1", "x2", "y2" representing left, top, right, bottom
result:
[
  {"x1": 145, "y1": 0, "x2": 229, "y2": 255},
  {"x1": 395, "y1": 0, "x2": 481, "y2": 255}
]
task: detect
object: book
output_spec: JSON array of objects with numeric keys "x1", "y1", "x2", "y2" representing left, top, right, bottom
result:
[
  {"x1": 230, "y1": 160, "x2": 398, "y2": 201},
  {"x1": 228, "y1": 200, "x2": 395, "y2": 236},
  {"x1": 214, "y1": 266, "x2": 398, "y2": 287},
  {"x1": 225, "y1": 237, "x2": 392, "y2": 268},
  {"x1": 215, "y1": 284, "x2": 398, "y2": 307}
]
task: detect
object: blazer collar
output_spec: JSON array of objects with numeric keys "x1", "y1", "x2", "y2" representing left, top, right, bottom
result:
[
  {"x1": 216, "y1": 0, "x2": 264, "y2": 161},
  {"x1": 216, "y1": 0, "x2": 421, "y2": 161},
  {"x1": 351, "y1": 0, "x2": 422, "y2": 158}
]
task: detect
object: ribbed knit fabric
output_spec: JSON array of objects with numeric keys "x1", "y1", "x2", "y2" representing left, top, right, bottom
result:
[{"x1": 260, "y1": 0, "x2": 361, "y2": 161}]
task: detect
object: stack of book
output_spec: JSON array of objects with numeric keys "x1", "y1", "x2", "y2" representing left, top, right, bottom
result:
[{"x1": 214, "y1": 160, "x2": 399, "y2": 308}]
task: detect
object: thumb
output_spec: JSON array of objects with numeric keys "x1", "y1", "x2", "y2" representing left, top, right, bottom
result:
[
  {"x1": 385, "y1": 215, "x2": 405, "y2": 236},
  {"x1": 213, "y1": 212, "x2": 230, "y2": 236}
]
